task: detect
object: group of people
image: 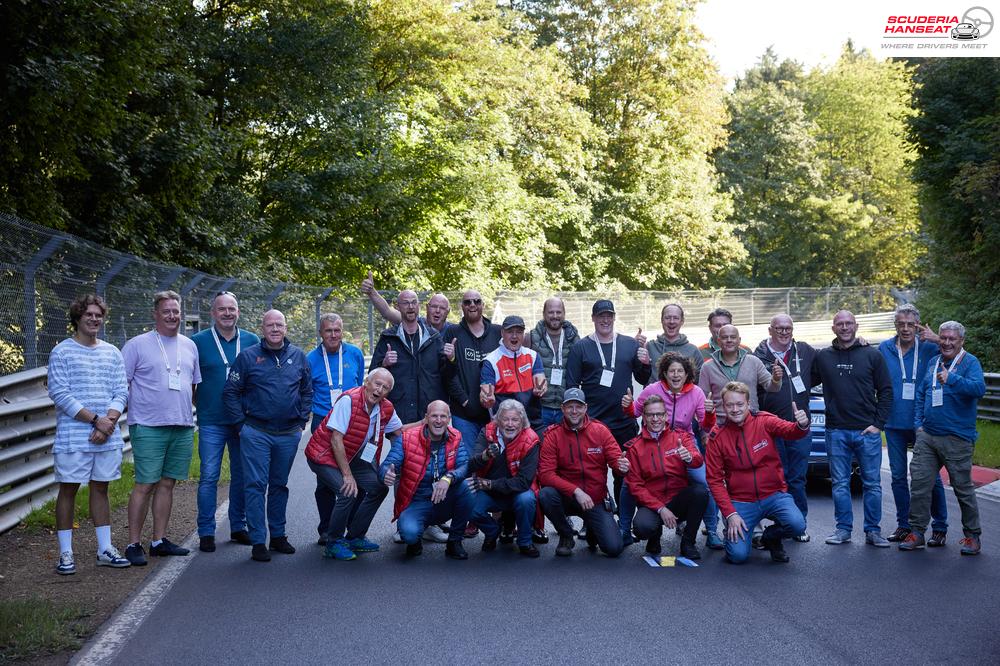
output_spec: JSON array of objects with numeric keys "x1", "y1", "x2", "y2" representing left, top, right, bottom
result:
[{"x1": 47, "y1": 282, "x2": 987, "y2": 574}]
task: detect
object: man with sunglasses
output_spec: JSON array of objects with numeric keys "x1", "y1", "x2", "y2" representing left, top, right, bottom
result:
[{"x1": 191, "y1": 291, "x2": 260, "y2": 552}]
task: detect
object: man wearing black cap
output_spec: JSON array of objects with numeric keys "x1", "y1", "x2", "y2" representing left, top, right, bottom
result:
[{"x1": 480, "y1": 316, "x2": 547, "y2": 438}]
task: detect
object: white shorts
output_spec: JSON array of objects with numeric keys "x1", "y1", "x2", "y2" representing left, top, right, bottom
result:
[{"x1": 54, "y1": 449, "x2": 123, "y2": 484}]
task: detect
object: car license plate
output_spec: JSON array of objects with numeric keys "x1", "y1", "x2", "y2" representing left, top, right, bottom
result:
[{"x1": 811, "y1": 414, "x2": 825, "y2": 428}]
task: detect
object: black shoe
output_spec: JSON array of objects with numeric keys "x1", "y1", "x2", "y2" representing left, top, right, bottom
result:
[
  {"x1": 230, "y1": 530, "x2": 252, "y2": 545},
  {"x1": 751, "y1": 534, "x2": 765, "y2": 550},
  {"x1": 199, "y1": 536, "x2": 216, "y2": 553},
  {"x1": 316, "y1": 536, "x2": 328, "y2": 546},
  {"x1": 482, "y1": 534, "x2": 498, "y2": 552},
  {"x1": 445, "y1": 541, "x2": 468, "y2": 560},
  {"x1": 150, "y1": 538, "x2": 190, "y2": 557},
  {"x1": 405, "y1": 542, "x2": 423, "y2": 558},
  {"x1": 585, "y1": 530, "x2": 598, "y2": 552},
  {"x1": 499, "y1": 531, "x2": 515, "y2": 545},
  {"x1": 886, "y1": 527, "x2": 911, "y2": 543},
  {"x1": 251, "y1": 544, "x2": 271, "y2": 562},
  {"x1": 556, "y1": 535, "x2": 575, "y2": 556},
  {"x1": 764, "y1": 536, "x2": 789, "y2": 563},
  {"x1": 577, "y1": 524, "x2": 588, "y2": 538},
  {"x1": 680, "y1": 542, "x2": 702, "y2": 560},
  {"x1": 124, "y1": 543, "x2": 147, "y2": 566},
  {"x1": 519, "y1": 544, "x2": 540, "y2": 558},
  {"x1": 645, "y1": 539, "x2": 662, "y2": 555},
  {"x1": 269, "y1": 537, "x2": 295, "y2": 554},
  {"x1": 531, "y1": 529, "x2": 549, "y2": 544}
]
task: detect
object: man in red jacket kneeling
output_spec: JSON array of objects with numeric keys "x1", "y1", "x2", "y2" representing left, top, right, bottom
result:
[{"x1": 706, "y1": 381, "x2": 811, "y2": 564}]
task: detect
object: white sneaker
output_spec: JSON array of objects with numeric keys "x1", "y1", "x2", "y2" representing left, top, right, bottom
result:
[
  {"x1": 393, "y1": 530, "x2": 405, "y2": 544},
  {"x1": 56, "y1": 551, "x2": 76, "y2": 575},
  {"x1": 423, "y1": 524, "x2": 449, "y2": 543},
  {"x1": 97, "y1": 545, "x2": 132, "y2": 568}
]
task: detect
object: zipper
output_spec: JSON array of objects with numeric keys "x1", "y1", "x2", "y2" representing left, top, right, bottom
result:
[{"x1": 738, "y1": 427, "x2": 761, "y2": 502}]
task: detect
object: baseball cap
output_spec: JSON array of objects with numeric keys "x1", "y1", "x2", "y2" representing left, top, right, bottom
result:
[
  {"x1": 562, "y1": 387, "x2": 586, "y2": 404},
  {"x1": 592, "y1": 299, "x2": 615, "y2": 316},
  {"x1": 501, "y1": 315, "x2": 526, "y2": 330}
]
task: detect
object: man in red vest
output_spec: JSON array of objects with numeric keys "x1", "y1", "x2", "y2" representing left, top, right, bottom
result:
[
  {"x1": 305, "y1": 368, "x2": 403, "y2": 561},
  {"x1": 468, "y1": 399, "x2": 541, "y2": 558},
  {"x1": 380, "y1": 401, "x2": 473, "y2": 559}
]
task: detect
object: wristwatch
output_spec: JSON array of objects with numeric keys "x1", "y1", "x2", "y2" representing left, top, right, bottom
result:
[{"x1": 90, "y1": 414, "x2": 99, "y2": 427}]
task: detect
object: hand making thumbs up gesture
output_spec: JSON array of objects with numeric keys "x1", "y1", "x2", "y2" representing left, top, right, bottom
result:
[
  {"x1": 792, "y1": 401, "x2": 809, "y2": 429},
  {"x1": 382, "y1": 342, "x2": 397, "y2": 367}
]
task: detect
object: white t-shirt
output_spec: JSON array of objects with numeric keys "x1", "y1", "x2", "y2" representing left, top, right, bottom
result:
[{"x1": 329, "y1": 394, "x2": 402, "y2": 443}]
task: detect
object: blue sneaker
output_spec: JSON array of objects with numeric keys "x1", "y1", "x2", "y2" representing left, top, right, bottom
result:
[
  {"x1": 348, "y1": 537, "x2": 380, "y2": 553},
  {"x1": 706, "y1": 532, "x2": 724, "y2": 550},
  {"x1": 323, "y1": 539, "x2": 356, "y2": 561},
  {"x1": 56, "y1": 551, "x2": 76, "y2": 575}
]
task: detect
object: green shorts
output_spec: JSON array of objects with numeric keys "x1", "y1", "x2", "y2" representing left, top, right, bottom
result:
[{"x1": 129, "y1": 424, "x2": 194, "y2": 484}]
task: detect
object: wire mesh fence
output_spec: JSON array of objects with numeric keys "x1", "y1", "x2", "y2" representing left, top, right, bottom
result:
[{"x1": 0, "y1": 211, "x2": 914, "y2": 374}]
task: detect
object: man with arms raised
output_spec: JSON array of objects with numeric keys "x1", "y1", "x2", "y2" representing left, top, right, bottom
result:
[
  {"x1": 122, "y1": 291, "x2": 201, "y2": 565},
  {"x1": 191, "y1": 291, "x2": 260, "y2": 552},
  {"x1": 360, "y1": 271, "x2": 450, "y2": 334}
]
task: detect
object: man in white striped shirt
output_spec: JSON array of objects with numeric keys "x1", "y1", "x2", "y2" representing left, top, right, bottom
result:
[{"x1": 48, "y1": 294, "x2": 131, "y2": 574}]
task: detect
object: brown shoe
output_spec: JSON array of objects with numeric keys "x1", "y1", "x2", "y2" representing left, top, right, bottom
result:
[
  {"x1": 898, "y1": 532, "x2": 926, "y2": 551},
  {"x1": 959, "y1": 535, "x2": 981, "y2": 556},
  {"x1": 927, "y1": 531, "x2": 947, "y2": 547}
]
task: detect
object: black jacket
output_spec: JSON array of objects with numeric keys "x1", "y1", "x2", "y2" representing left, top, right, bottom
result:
[
  {"x1": 467, "y1": 429, "x2": 539, "y2": 495},
  {"x1": 369, "y1": 321, "x2": 445, "y2": 424},
  {"x1": 441, "y1": 317, "x2": 502, "y2": 425},
  {"x1": 753, "y1": 339, "x2": 817, "y2": 420},
  {"x1": 811, "y1": 339, "x2": 893, "y2": 430}
]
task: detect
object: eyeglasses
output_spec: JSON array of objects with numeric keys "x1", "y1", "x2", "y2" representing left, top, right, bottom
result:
[
  {"x1": 644, "y1": 412, "x2": 666, "y2": 419},
  {"x1": 463, "y1": 298, "x2": 482, "y2": 306},
  {"x1": 772, "y1": 327, "x2": 792, "y2": 333}
]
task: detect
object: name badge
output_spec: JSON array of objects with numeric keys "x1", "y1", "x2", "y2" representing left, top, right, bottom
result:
[
  {"x1": 600, "y1": 369, "x2": 615, "y2": 387},
  {"x1": 168, "y1": 373, "x2": 182, "y2": 391},
  {"x1": 329, "y1": 388, "x2": 343, "y2": 404},
  {"x1": 901, "y1": 382, "x2": 915, "y2": 401},
  {"x1": 550, "y1": 368, "x2": 564, "y2": 387},
  {"x1": 360, "y1": 441, "x2": 378, "y2": 463},
  {"x1": 932, "y1": 388, "x2": 943, "y2": 407},
  {"x1": 791, "y1": 375, "x2": 806, "y2": 394}
]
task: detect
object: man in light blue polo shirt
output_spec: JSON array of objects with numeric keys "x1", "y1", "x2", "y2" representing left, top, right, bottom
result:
[
  {"x1": 877, "y1": 304, "x2": 948, "y2": 545},
  {"x1": 306, "y1": 312, "x2": 365, "y2": 544},
  {"x1": 191, "y1": 291, "x2": 260, "y2": 553}
]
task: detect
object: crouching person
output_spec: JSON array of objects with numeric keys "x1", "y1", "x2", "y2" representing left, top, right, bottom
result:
[
  {"x1": 706, "y1": 381, "x2": 811, "y2": 564},
  {"x1": 468, "y1": 400, "x2": 541, "y2": 558},
  {"x1": 626, "y1": 395, "x2": 709, "y2": 560},
  {"x1": 538, "y1": 388, "x2": 626, "y2": 558},
  {"x1": 379, "y1": 401, "x2": 473, "y2": 560},
  {"x1": 304, "y1": 368, "x2": 401, "y2": 561}
]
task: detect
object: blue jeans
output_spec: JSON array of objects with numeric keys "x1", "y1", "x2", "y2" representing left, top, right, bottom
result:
[
  {"x1": 726, "y1": 491, "x2": 805, "y2": 564},
  {"x1": 774, "y1": 436, "x2": 811, "y2": 524},
  {"x1": 541, "y1": 407, "x2": 563, "y2": 428},
  {"x1": 451, "y1": 415, "x2": 486, "y2": 456},
  {"x1": 826, "y1": 429, "x2": 882, "y2": 534},
  {"x1": 240, "y1": 424, "x2": 300, "y2": 545},
  {"x1": 686, "y1": 463, "x2": 719, "y2": 533},
  {"x1": 472, "y1": 489, "x2": 537, "y2": 546},
  {"x1": 619, "y1": 482, "x2": 636, "y2": 540},
  {"x1": 885, "y1": 428, "x2": 947, "y2": 532},
  {"x1": 197, "y1": 423, "x2": 246, "y2": 536},
  {"x1": 398, "y1": 482, "x2": 474, "y2": 544}
]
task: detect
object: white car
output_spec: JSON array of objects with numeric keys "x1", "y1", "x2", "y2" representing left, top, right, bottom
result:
[{"x1": 951, "y1": 23, "x2": 981, "y2": 40}]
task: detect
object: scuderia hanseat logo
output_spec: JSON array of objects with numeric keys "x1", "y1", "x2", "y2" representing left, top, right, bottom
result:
[{"x1": 882, "y1": 6, "x2": 993, "y2": 49}]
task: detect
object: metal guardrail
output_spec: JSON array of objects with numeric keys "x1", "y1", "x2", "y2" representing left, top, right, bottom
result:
[
  {"x1": 982, "y1": 373, "x2": 1000, "y2": 423},
  {"x1": 0, "y1": 367, "x2": 141, "y2": 534}
]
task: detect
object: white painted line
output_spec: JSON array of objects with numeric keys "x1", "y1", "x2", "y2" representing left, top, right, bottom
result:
[
  {"x1": 976, "y1": 479, "x2": 1000, "y2": 502},
  {"x1": 69, "y1": 500, "x2": 230, "y2": 666}
]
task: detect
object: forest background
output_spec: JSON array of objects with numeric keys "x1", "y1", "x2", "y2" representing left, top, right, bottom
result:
[{"x1": 2, "y1": 1, "x2": 997, "y2": 367}]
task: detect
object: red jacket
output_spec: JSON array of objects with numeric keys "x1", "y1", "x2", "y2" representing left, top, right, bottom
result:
[
  {"x1": 538, "y1": 417, "x2": 622, "y2": 502},
  {"x1": 705, "y1": 411, "x2": 808, "y2": 517},
  {"x1": 625, "y1": 427, "x2": 703, "y2": 510},
  {"x1": 304, "y1": 387, "x2": 394, "y2": 470},
  {"x1": 394, "y1": 425, "x2": 463, "y2": 520}
]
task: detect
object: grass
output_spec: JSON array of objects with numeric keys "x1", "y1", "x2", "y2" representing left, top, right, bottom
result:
[
  {"x1": 21, "y1": 433, "x2": 231, "y2": 530},
  {"x1": 0, "y1": 599, "x2": 90, "y2": 663},
  {"x1": 974, "y1": 419, "x2": 1000, "y2": 469}
]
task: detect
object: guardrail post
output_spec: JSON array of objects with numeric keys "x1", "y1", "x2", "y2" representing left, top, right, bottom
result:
[
  {"x1": 266, "y1": 283, "x2": 286, "y2": 310},
  {"x1": 157, "y1": 267, "x2": 186, "y2": 291},
  {"x1": 368, "y1": 301, "x2": 375, "y2": 353},
  {"x1": 23, "y1": 235, "x2": 66, "y2": 369},
  {"x1": 180, "y1": 273, "x2": 207, "y2": 333},
  {"x1": 95, "y1": 254, "x2": 135, "y2": 339},
  {"x1": 315, "y1": 287, "x2": 334, "y2": 343}
]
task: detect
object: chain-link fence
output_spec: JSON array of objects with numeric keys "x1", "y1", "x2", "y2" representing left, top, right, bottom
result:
[{"x1": 0, "y1": 212, "x2": 915, "y2": 374}]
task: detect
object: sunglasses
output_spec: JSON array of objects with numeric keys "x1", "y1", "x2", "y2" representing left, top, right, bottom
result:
[{"x1": 463, "y1": 298, "x2": 483, "y2": 306}]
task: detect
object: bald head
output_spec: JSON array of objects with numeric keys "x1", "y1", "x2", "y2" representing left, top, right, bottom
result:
[
  {"x1": 832, "y1": 310, "x2": 857, "y2": 347},
  {"x1": 542, "y1": 297, "x2": 566, "y2": 333},
  {"x1": 397, "y1": 289, "x2": 419, "y2": 324},
  {"x1": 362, "y1": 368, "x2": 394, "y2": 407},
  {"x1": 718, "y1": 324, "x2": 741, "y2": 355},
  {"x1": 461, "y1": 289, "x2": 484, "y2": 324},
  {"x1": 425, "y1": 400, "x2": 451, "y2": 439},
  {"x1": 426, "y1": 293, "x2": 450, "y2": 331},
  {"x1": 262, "y1": 309, "x2": 287, "y2": 349}
]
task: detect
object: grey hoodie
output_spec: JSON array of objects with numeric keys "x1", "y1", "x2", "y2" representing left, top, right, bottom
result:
[{"x1": 646, "y1": 333, "x2": 704, "y2": 385}]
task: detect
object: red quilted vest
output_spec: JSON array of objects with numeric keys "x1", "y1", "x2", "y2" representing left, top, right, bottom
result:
[
  {"x1": 477, "y1": 422, "x2": 539, "y2": 486},
  {"x1": 304, "y1": 387, "x2": 394, "y2": 470},
  {"x1": 393, "y1": 425, "x2": 463, "y2": 519}
]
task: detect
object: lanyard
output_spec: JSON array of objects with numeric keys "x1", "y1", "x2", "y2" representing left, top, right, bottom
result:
[
  {"x1": 544, "y1": 328, "x2": 564, "y2": 368},
  {"x1": 896, "y1": 339, "x2": 919, "y2": 381},
  {"x1": 155, "y1": 333, "x2": 180, "y2": 376},
  {"x1": 932, "y1": 350, "x2": 965, "y2": 388},
  {"x1": 590, "y1": 332, "x2": 617, "y2": 370},
  {"x1": 322, "y1": 344, "x2": 344, "y2": 404},
  {"x1": 211, "y1": 327, "x2": 240, "y2": 379},
  {"x1": 767, "y1": 340, "x2": 800, "y2": 376}
]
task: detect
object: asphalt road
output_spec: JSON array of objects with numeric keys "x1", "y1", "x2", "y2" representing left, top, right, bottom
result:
[{"x1": 105, "y1": 438, "x2": 1000, "y2": 665}]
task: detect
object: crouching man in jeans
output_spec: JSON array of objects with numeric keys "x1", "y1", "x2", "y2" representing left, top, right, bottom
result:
[
  {"x1": 901, "y1": 321, "x2": 986, "y2": 556},
  {"x1": 706, "y1": 381, "x2": 812, "y2": 564},
  {"x1": 538, "y1": 388, "x2": 627, "y2": 558},
  {"x1": 379, "y1": 401, "x2": 473, "y2": 560}
]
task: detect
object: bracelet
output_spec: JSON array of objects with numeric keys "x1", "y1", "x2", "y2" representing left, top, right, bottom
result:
[
  {"x1": 442, "y1": 475, "x2": 453, "y2": 485},
  {"x1": 90, "y1": 414, "x2": 99, "y2": 427}
]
